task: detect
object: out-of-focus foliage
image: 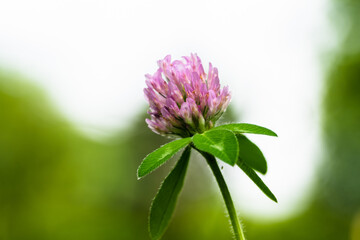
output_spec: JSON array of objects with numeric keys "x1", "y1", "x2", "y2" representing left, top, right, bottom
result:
[
  {"x1": 244, "y1": 0, "x2": 360, "y2": 239},
  {"x1": 0, "y1": 72, "x2": 235, "y2": 239}
]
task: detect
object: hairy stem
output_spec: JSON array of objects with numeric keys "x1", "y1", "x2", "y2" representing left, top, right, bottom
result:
[{"x1": 198, "y1": 150, "x2": 245, "y2": 240}]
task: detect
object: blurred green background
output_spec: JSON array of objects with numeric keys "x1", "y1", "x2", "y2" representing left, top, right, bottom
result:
[{"x1": 1, "y1": 0, "x2": 360, "y2": 239}]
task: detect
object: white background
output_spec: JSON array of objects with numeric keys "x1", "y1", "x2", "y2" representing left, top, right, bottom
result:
[{"x1": 0, "y1": 0, "x2": 334, "y2": 218}]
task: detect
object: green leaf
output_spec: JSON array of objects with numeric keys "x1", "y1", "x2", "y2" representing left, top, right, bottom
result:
[
  {"x1": 149, "y1": 146, "x2": 191, "y2": 240},
  {"x1": 214, "y1": 123, "x2": 277, "y2": 137},
  {"x1": 237, "y1": 161, "x2": 277, "y2": 202},
  {"x1": 192, "y1": 129, "x2": 239, "y2": 166},
  {"x1": 137, "y1": 137, "x2": 192, "y2": 179},
  {"x1": 237, "y1": 134, "x2": 267, "y2": 174}
]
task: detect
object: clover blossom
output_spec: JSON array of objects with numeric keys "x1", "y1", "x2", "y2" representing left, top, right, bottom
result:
[
  {"x1": 144, "y1": 54, "x2": 231, "y2": 137},
  {"x1": 140, "y1": 54, "x2": 278, "y2": 240}
]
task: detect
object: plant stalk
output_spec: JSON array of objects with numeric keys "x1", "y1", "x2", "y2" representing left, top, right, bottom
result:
[{"x1": 198, "y1": 150, "x2": 245, "y2": 240}]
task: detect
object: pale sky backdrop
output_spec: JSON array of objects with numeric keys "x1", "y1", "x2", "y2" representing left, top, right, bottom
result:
[{"x1": 0, "y1": 0, "x2": 335, "y2": 218}]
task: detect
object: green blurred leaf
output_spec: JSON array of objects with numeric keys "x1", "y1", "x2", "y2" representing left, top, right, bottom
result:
[
  {"x1": 237, "y1": 161, "x2": 277, "y2": 202},
  {"x1": 237, "y1": 134, "x2": 267, "y2": 174},
  {"x1": 214, "y1": 123, "x2": 277, "y2": 137},
  {"x1": 137, "y1": 137, "x2": 192, "y2": 178},
  {"x1": 149, "y1": 146, "x2": 191, "y2": 240},
  {"x1": 192, "y1": 129, "x2": 239, "y2": 166}
]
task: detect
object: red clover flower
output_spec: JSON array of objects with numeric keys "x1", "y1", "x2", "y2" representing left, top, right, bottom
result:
[
  {"x1": 144, "y1": 54, "x2": 231, "y2": 137},
  {"x1": 139, "y1": 53, "x2": 278, "y2": 240}
]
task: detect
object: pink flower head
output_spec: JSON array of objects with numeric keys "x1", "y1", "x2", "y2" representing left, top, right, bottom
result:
[{"x1": 144, "y1": 53, "x2": 231, "y2": 137}]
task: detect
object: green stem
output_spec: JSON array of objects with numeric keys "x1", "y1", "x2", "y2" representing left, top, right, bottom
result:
[{"x1": 199, "y1": 150, "x2": 245, "y2": 240}]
